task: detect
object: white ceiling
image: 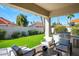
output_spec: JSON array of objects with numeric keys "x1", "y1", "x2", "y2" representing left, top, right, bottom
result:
[{"x1": 35, "y1": 3, "x2": 75, "y2": 11}]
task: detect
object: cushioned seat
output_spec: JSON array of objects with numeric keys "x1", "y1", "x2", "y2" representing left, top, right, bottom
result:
[
  {"x1": 58, "y1": 39, "x2": 70, "y2": 46},
  {"x1": 11, "y1": 45, "x2": 35, "y2": 56},
  {"x1": 56, "y1": 45, "x2": 69, "y2": 52},
  {"x1": 55, "y1": 39, "x2": 72, "y2": 56}
]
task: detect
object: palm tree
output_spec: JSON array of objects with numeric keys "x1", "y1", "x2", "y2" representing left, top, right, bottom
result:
[
  {"x1": 16, "y1": 14, "x2": 29, "y2": 27},
  {"x1": 40, "y1": 16, "x2": 43, "y2": 23},
  {"x1": 52, "y1": 22, "x2": 57, "y2": 27},
  {"x1": 40, "y1": 16, "x2": 45, "y2": 32},
  {"x1": 57, "y1": 16, "x2": 61, "y2": 25},
  {"x1": 67, "y1": 14, "x2": 75, "y2": 22},
  {"x1": 67, "y1": 14, "x2": 75, "y2": 26}
]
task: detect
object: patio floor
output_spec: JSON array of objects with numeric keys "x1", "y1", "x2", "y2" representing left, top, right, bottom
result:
[
  {"x1": 72, "y1": 48, "x2": 79, "y2": 56},
  {"x1": 35, "y1": 44, "x2": 79, "y2": 56},
  {"x1": 0, "y1": 45, "x2": 79, "y2": 56}
]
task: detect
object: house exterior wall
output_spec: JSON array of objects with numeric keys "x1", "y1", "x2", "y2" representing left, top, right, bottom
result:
[
  {"x1": 0, "y1": 26, "x2": 44, "y2": 39},
  {"x1": 0, "y1": 21, "x2": 5, "y2": 24}
]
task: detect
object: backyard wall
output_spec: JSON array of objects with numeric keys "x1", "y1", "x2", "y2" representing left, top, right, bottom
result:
[
  {"x1": 0, "y1": 26, "x2": 71, "y2": 39},
  {"x1": 0, "y1": 26, "x2": 44, "y2": 39}
]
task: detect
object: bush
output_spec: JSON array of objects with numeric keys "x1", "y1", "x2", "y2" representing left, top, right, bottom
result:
[
  {"x1": 54, "y1": 25, "x2": 68, "y2": 34},
  {"x1": 11, "y1": 32, "x2": 21, "y2": 38},
  {"x1": 71, "y1": 27, "x2": 79, "y2": 36},
  {"x1": 21, "y1": 31, "x2": 27, "y2": 36},
  {"x1": 28, "y1": 30, "x2": 39, "y2": 35},
  {"x1": 74, "y1": 23, "x2": 79, "y2": 27},
  {"x1": 0, "y1": 29, "x2": 6, "y2": 39},
  {"x1": 39, "y1": 31, "x2": 44, "y2": 34}
]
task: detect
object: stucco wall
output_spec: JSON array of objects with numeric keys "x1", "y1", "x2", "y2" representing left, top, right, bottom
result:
[{"x1": 0, "y1": 26, "x2": 43, "y2": 39}]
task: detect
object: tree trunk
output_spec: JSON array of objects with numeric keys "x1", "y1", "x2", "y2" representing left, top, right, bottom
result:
[
  {"x1": 57, "y1": 17, "x2": 60, "y2": 24},
  {"x1": 40, "y1": 16, "x2": 45, "y2": 32}
]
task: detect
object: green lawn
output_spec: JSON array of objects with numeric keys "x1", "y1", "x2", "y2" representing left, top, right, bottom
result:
[{"x1": 0, "y1": 34, "x2": 44, "y2": 48}]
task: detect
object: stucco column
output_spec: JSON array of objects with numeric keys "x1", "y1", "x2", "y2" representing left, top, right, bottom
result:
[
  {"x1": 41, "y1": 18, "x2": 53, "y2": 47},
  {"x1": 44, "y1": 18, "x2": 52, "y2": 42}
]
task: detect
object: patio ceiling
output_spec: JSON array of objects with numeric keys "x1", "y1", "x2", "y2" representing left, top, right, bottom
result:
[{"x1": 8, "y1": 3, "x2": 79, "y2": 18}]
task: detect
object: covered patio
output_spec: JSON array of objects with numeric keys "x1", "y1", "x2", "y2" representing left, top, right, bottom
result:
[
  {"x1": 7, "y1": 3, "x2": 79, "y2": 44},
  {"x1": 1, "y1": 3, "x2": 79, "y2": 56}
]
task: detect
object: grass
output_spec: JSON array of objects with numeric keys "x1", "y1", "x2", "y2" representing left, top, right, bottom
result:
[{"x1": 0, "y1": 34, "x2": 44, "y2": 48}]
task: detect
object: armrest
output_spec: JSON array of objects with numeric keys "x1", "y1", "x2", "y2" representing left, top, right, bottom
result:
[
  {"x1": 8, "y1": 50, "x2": 13, "y2": 56},
  {"x1": 8, "y1": 50, "x2": 16, "y2": 56}
]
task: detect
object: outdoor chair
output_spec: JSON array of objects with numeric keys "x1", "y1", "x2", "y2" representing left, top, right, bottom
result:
[
  {"x1": 10, "y1": 45, "x2": 36, "y2": 56},
  {"x1": 54, "y1": 39, "x2": 72, "y2": 56}
]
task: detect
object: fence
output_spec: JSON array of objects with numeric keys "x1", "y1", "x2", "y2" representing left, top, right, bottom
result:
[
  {"x1": 0, "y1": 26, "x2": 43, "y2": 39},
  {"x1": 0, "y1": 25, "x2": 71, "y2": 39}
]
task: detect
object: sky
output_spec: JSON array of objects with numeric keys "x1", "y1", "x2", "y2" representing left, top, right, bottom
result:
[{"x1": 0, "y1": 4, "x2": 79, "y2": 26}]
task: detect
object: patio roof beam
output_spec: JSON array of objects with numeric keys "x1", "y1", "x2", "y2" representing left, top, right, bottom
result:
[{"x1": 8, "y1": 3, "x2": 49, "y2": 18}]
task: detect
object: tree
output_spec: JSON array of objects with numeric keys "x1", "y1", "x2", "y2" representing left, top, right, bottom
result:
[
  {"x1": 52, "y1": 22, "x2": 57, "y2": 27},
  {"x1": 40, "y1": 16, "x2": 45, "y2": 32},
  {"x1": 57, "y1": 16, "x2": 60, "y2": 24},
  {"x1": 67, "y1": 14, "x2": 75, "y2": 21},
  {"x1": 16, "y1": 14, "x2": 28, "y2": 27},
  {"x1": 67, "y1": 14, "x2": 75, "y2": 26},
  {"x1": 30, "y1": 21, "x2": 33, "y2": 25},
  {"x1": 40, "y1": 16, "x2": 44, "y2": 25}
]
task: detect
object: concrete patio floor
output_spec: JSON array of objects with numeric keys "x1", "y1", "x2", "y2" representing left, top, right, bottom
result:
[
  {"x1": 0, "y1": 46, "x2": 79, "y2": 56},
  {"x1": 35, "y1": 44, "x2": 79, "y2": 56},
  {"x1": 72, "y1": 48, "x2": 79, "y2": 56},
  {"x1": 0, "y1": 44, "x2": 79, "y2": 56}
]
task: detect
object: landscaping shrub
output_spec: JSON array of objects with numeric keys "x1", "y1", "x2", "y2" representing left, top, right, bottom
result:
[
  {"x1": 54, "y1": 25, "x2": 68, "y2": 34},
  {"x1": 21, "y1": 31, "x2": 27, "y2": 36},
  {"x1": 28, "y1": 30, "x2": 39, "y2": 35},
  {"x1": 0, "y1": 29, "x2": 6, "y2": 39},
  {"x1": 11, "y1": 32, "x2": 21, "y2": 38},
  {"x1": 74, "y1": 23, "x2": 79, "y2": 27},
  {"x1": 39, "y1": 31, "x2": 44, "y2": 34},
  {"x1": 71, "y1": 24, "x2": 79, "y2": 36},
  {"x1": 71, "y1": 27, "x2": 79, "y2": 36}
]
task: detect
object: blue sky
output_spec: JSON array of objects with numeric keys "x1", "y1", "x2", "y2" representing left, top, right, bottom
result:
[{"x1": 0, "y1": 4, "x2": 79, "y2": 26}]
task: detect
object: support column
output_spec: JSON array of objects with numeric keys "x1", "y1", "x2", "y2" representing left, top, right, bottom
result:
[
  {"x1": 44, "y1": 18, "x2": 52, "y2": 42},
  {"x1": 45, "y1": 18, "x2": 50, "y2": 37},
  {"x1": 41, "y1": 18, "x2": 53, "y2": 47}
]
